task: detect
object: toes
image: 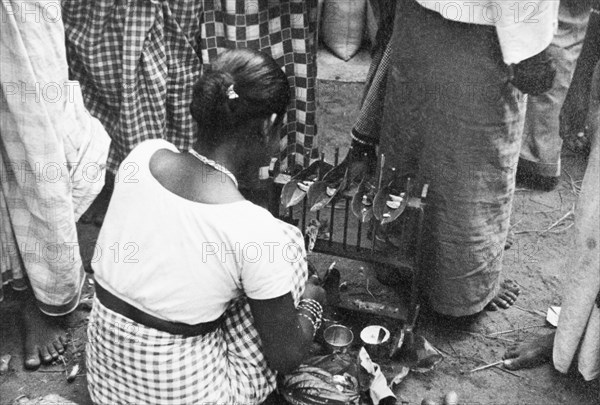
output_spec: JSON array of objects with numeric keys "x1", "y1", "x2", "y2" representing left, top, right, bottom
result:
[
  {"x1": 47, "y1": 344, "x2": 59, "y2": 361},
  {"x1": 503, "y1": 291, "x2": 518, "y2": 303},
  {"x1": 495, "y1": 297, "x2": 510, "y2": 309},
  {"x1": 59, "y1": 335, "x2": 69, "y2": 347},
  {"x1": 486, "y1": 302, "x2": 499, "y2": 311},
  {"x1": 24, "y1": 347, "x2": 42, "y2": 370},
  {"x1": 503, "y1": 280, "x2": 521, "y2": 293},
  {"x1": 54, "y1": 340, "x2": 65, "y2": 355},
  {"x1": 502, "y1": 288, "x2": 520, "y2": 303},
  {"x1": 39, "y1": 346, "x2": 53, "y2": 364}
]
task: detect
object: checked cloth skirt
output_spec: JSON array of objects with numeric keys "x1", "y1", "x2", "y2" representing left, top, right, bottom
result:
[{"x1": 86, "y1": 222, "x2": 308, "y2": 404}]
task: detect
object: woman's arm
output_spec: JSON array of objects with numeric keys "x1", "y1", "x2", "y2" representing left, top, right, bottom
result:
[{"x1": 248, "y1": 279, "x2": 325, "y2": 374}]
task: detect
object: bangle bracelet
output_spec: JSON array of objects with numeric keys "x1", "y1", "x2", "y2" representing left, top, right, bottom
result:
[
  {"x1": 351, "y1": 132, "x2": 376, "y2": 146},
  {"x1": 299, "y1": 306, "x2": 322, "y2": 327},
  {"x1": 298, "y1": 313, "x2": 317, "y2": 337},
  {"x1": 298, "y1": 306, "x2": 322, "y2": 330},
  {"x1": 298, "y1": 300, "x2": 322, "y2": 317},
  {"x1": 298, "y1": 304, "x2": 318, "y2": 319},
  {"x1": 300, "y1": 307, "x2": 322, "y2": 330},
  {"x1": 299, "y1": 298, "x2": 323, "y2": 315}
]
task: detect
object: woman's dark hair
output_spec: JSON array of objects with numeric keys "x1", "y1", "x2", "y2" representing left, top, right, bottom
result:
[{"x1": 190, "y1": 48, "x2": 291, "y2": 147}]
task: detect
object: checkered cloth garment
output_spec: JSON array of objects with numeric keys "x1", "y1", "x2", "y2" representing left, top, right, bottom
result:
[
  {"x1": 352, "y1": 0, "x2": 396, "y2": 144},
  {"x1": 63, "y1": 0, "x2": 319, "y2": 173},
  {"x1": 86, "y1": 222, "x2": 308, "y2": 404}
]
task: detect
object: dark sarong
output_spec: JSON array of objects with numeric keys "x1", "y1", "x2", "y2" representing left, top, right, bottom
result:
[{"x1": 379, "y1": 0, "x2": 524, "y2": 316}]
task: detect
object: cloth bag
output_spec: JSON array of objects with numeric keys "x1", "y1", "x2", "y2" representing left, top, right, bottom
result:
[
  {"x1": 280, "y1": 353, "x2": 361, "y2": 405},
  {"x1": 322, "y1": 0, "x2": 367, "y2": 61}
]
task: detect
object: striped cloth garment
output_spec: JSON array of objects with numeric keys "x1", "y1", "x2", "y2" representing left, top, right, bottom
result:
[{"x1": 0, "y1": 0, "x2": 110, "y2": 312}]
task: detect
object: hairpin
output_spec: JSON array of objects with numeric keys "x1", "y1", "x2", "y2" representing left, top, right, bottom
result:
[{"x1": 226, "y1": 84, "x2": 239, "y2": 100}]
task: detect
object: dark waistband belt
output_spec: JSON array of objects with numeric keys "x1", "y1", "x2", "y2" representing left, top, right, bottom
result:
[{"x1": 95, "y1": 282, "x2": 223, "y2": 337}]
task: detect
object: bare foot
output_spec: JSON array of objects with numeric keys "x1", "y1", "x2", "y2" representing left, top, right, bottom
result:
[
  {"x1": 503, "y1": 332, "x2": 555, "y2": 370},
  {"x1": 485, "y1": 280, "x2": 521, "y2": 311},
  {"x1": 21, "y1": 299, "x2": 69, "y2": 370}
]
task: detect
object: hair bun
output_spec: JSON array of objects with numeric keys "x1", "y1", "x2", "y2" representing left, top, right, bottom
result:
[{"x1": 190, "y1": 48, "x2": 291, "y2": 148}]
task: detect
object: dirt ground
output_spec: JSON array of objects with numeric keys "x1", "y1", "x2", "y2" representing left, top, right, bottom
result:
[{"x1": 1, "y1": 80, "x2": 598, "y2": 405}]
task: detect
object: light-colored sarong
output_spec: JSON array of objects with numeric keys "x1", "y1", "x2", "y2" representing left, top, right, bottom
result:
[
  {"x1": 553, "y1": 70, "x2": 600, "y2": 381},
  {"x1": 0, "y1": 0, "x2": 110, "y2": 314}
]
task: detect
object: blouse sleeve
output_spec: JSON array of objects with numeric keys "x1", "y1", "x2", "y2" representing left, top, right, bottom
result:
[
  {"x1": 494, "y1": 0, "x2": 559, "y2": 65},
  {"x1": 240, "y1": 217, "x2": 307, "y2": 302}
]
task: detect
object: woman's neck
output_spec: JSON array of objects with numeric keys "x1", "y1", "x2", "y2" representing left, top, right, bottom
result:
[{"x1": 194, "y1": 144, "x2": 239, "y2": 176}]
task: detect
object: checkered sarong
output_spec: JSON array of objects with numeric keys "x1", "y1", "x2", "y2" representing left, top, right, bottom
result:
[
  {"x1": 352, "y1": 0, "x2": 396, "y2": 143},
  {"x1": 86, "y1": 222, "x2": 308, "y2": 404},
  {"x1": 63, "y1": 0, "x2": 319, "y2": 173}
]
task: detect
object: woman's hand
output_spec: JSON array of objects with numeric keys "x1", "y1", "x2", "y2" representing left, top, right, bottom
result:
[
  {"x1": 301, "y1": 275, "x2": 326, "y2": 306},
  {"x1": 510, "y1": 48, "x2": 556, "y2": 96}
]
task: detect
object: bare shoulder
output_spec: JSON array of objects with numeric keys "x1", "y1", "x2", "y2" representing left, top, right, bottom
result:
[
  {"x1": 148, "y1": 148, "x2": 190, "y2": 197},
  {"x1": 148, "y1": 148, "x2": 179, "y2": 182}
]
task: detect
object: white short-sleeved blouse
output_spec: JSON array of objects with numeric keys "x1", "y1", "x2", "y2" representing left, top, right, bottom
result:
[{"x1": 93, "y1": 139, "x2": 303, "y2": 324}]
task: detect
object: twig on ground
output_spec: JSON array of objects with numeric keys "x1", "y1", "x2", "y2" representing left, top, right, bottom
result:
[
  {"x1": 559, "y1": 190, "x2": 564, "y2": 209},
  {"x1": 446, "y1": 340, "x2": 458, "y2": 357},
  {"x1": 563, "y1": 170, "x2": 581, "y2": 195},
  {"x1": 532, "y1": 208, "x2": 561, "y2": 214},
  {"x1": 444, "y1": 329, "x2": 518, "y2": 343},
  {"x1": 509, "y1": 218, "x2": 523, "y2": 230},
  {"x1": 515, "y1": 206, "x2": 575, "y2": 235},
  {"x1": 513, "y1": 305, "x2": 545, "y2": 317},
  {"x1": 529, "y1": 198, "x2": 554, "y2": 209},
  {"x1": 493, "y1": 365, "x2": 528, "y2": 379},
  {"x1": 540, "y1": 206, "x2": 574, "y2": 235},
  {"x1": 514, "y1": 229, "x2": 544, "y2": 234},
  {"x1": 486, "y1": 324, "x2": 547, "y2": 337},
  {"x1": 549, "y1": 223, "x2": 575, "y2": 234},
  {"x1": 443, "y1": 351, "x2": 527, "y2": 380},
  {"x1": 463, "y1": 360, "x2": 504, "y2": 373},
  {"x1": 365, "y1": 278, "x2": 375, "y2": 300}
]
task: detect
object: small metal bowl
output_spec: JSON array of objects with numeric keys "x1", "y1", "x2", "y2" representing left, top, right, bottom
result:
[
  {"x1": 360, "y1": 325, "x2": 391, "y2": 359},
  {"x1": 323, "y1": 324, "x2": 354, "y2": 353}
]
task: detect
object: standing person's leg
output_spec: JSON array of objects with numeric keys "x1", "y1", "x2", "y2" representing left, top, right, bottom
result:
[
  {"x1": 504, "y1": 66, "x2": 600, "y2": 377},
  {"x1": 351, "y1": 0, "x2": 396, "y2": 146},
  {"x1": 518, "y1": 3, "x2": 591, "y2": 191},
  {"x1": 64, "y1": 0, "x2": 319, "y2": 221},
  {"x1": 0, "y1": 0, "x2": 109, "y2": 368},
  {"x1": 63, "y1": 0, "x2": 204, "y2": 224},
  {"x1": 378, "y1": 1, "x2": 522, "y2": 317},
  {"x1": 552, "y1": 68, "x2": 599, "y2": 381},
  {"x1": 561, "y1": 2, "x2": 600, "y2": 154}
]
